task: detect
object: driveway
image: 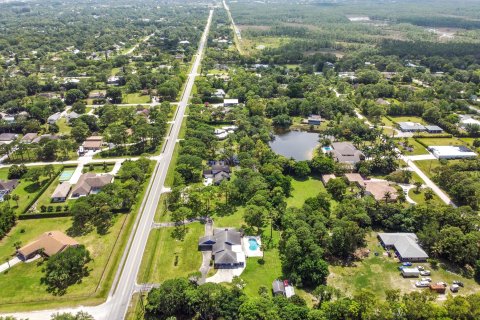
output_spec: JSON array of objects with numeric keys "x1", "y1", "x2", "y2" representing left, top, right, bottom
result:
[
  {"x1": 205, "y1": 265, "x2": 246, "y2": 284},
  {"x1": 199, "y1": 219, "x2": 214, "y2": 283},
  {"x1": 0, "y1": 256, "x2": 21, "y2": 273}
]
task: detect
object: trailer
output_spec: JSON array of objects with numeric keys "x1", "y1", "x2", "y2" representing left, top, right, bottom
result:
[
  {"x1": 430, "y1": 284, "x2": 446, "y2": 294},
  {"x1": 402, "y1": 268, "x2": 420, "y2": 278}
]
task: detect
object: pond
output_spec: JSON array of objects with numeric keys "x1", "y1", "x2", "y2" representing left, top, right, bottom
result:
[{"x1": 269, "y1": 130, "x2": 319, "y2": 161}]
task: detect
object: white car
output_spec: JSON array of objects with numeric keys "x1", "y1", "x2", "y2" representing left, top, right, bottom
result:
[
  {"x1": 420, "y1": 270, "x2": 431, "y2": 276},
  {"x1": 421, "y1": 277, "x2": 432, "y2": 282},
  {"x1": 415, "y1": 281, "x2": 430, "y2": 288}
]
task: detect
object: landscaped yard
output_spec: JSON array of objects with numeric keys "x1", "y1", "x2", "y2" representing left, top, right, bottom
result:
[
  {"x1": 122, "y1": 93, "x2": 151, "y2": 104},
  {"x1": 390, "y1": 116, "x2": 428, "y2": 125},
  {"x1": 137, "y1": 222, "x2": 203, "y2": 283},
  {"x1": 82, "y1": 162, "x2": 115, "y2": 174},
  {"x1": 396, "y1": 138, "x2": 429, "y2": 156},
  {"x1": 0, "y1": 213, "x2": 129, "y2": 311},
  {"x1": 408, "y1": 188, "x2": 443, "y2": 205},
  {"x1": 56, "y1": 118, "x2": 71, "y2": 135},
  {"x1": 0, "y1": 166, "x2": 61, "y2": 215},
  {"x1": 417, "y1": 137, "x2": 466, "y2": 147},
  {"x1": 328, "y1": 233, "x2": 480, "y2": 299},
  {"x1": 287, "y1": 176, "x2": 326, "y2": 208},
  {"x1": 414, "y1": 159, "x2": 445, "y2": 178}
]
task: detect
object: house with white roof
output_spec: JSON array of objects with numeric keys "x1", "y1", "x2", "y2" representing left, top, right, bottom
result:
[{"x1": 378, "y1": 233, "x2": 429, "y2": 262}]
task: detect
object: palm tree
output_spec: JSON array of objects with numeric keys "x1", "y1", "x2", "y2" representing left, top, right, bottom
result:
[
  {"x1": 414, "y1": 181, "x2": 422, "y2": 194},
  {"x1": 383, "y1": 191, "x2": 392, "y2": 204}
]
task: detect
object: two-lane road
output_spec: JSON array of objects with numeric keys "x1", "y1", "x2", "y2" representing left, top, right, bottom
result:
[{"x1": 2, "y1": 9, "x2": 214, "y2": 320}]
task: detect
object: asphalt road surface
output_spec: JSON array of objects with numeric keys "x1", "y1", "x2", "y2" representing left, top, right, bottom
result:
[{"x1": 2, "y1": 9, "x2": 214, "y2": 320}]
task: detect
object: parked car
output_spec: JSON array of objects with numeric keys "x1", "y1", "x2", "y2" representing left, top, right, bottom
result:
[
  {"x1": 417, "y1": 266, "x2": 425, "y2": 271},
  {"x1": 415, "y1": 281, "x2": 430, "y2": 287},
  {"x1": 421, "y1": 277, "x2": 432, "y2": 282},
  {"x1": 453, "y1": 281, "x2": 464, "y2": 287},
  {"x1": 402, "y1": 262, "x2": 413, "y2": 267},
  {"x1": 436, "y1": 282, "x2": 447, "y2": 287},
  {"x1": 450, "y1": 284, "x2": 460, "y2": 292},
  {"x1": 420, "y1": 270, "x2": 431, "y2": 276}
]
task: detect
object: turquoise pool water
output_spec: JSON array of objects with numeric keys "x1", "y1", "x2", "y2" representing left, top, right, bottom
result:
[
  {"x1": 322, "y1": 146, "x2": 333, "y2": 152},
  {"x1": 59, "y1": 170, "x2": 75, "y2": 181},
  {"x1": 248, "y1": 238, "x2": 259, "y2": 251}
]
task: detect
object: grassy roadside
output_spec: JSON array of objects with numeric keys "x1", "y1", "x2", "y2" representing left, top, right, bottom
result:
[{"x1": 0, "y1": 162, "x2": 155, "y2": 313}]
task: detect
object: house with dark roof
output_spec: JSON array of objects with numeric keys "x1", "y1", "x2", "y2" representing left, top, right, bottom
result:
[
  {"x1": 198, "y1": 228, "x2": 245, "y2": 269},
  {"x1": 203, "y1": 161, "x2": 231, "y2": 185},
  {"x1": 71, "y1": 173, "x2": 113, "y2": 198},
  {"x1": 425, "y1": 125, "x2": 443, "y2": 134},
  {"x1": 327, "y1": 142, "x2": 364, "y2": 166},
  {"x1": 51, "y1": 182, "x2": 71, "y2": 202},
  {"x1": 0, "y1": 179, "x2": 19, "y2": 201},
  {"x1": 378, "y1": 233, "x2": 428, "y2": 262},
  {"x1": 397, "y1": 122, "x2": 426, "y2": 132},
  {"x1": 82, "y1": 136, "x2": 103, "y2": 151},
  {"x1": 307, "y1": 115, "x2": 322, "y2": 126}
]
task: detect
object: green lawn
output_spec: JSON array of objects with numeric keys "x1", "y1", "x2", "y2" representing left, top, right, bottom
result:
[
  {"x1": 82, "y1": 162, "x2": 115, "y2": 174},
  {"x1": 122, "y1": 93, "x2": 151, "y2": 104},
  {"x1": 328, "y1": 233, "x2": 480, "y2": 299},
  {"x1": 34, "y1": 177, "x2": 68, "y2": 211},
  {"x1": 241, "y1": 230, "x2": 282, "y2": 297},
  {"x1": 417, "y1": 137, "x2": 466, "y2": 147},
  {"x1": 390, "y1": 116, "x2": 427, "y2": 125},
  {"x1": 0, "y1": 213, "x2": 128, "y2": 311},
  {"x1": 214, "y1": 207, "x2": 245, "y2": 228},
  {"x1": 408, "y1": 188, "x2": 443, "y2": 205},
  {"x1": 0, "y1": 162, "x2": 154, "y2": 312},
  {"x1": 154, "y1": 193, "x2": 170, "y2": 223},
  {"x1": 286, "y1": 176, "x2": 327, "y2": 208},
  {"x1": 137, "y1": 222, "x2": 203, "y2": 283},
  {"x1": 0, "y1": 166, "x2": 61, "y2": 215},
  {"x1": 164, "y1": 144, "x2": 179, "y2": 187},
  {"x1": 414, "y1": 159, "x2": 444, "y2": 178},
  {"x1": 396, "y1": 138, "x2": 429, "y2": 156},
  {"x1": 56, "y1": 118, "x2": 71, "y2": 135}
]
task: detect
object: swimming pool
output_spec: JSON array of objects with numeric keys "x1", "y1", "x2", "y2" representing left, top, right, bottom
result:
[
  {"x1": 248, "y1": 238, "x2": 259, "y2": 251},
  {"x1": 322, "y1": 146, "x2": 333, "y2": 152},
  {"x1": 59, "y1": 170, "x2": 75, "y2": 182}
]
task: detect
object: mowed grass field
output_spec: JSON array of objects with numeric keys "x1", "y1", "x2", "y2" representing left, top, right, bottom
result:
[
  {"x1": 0, "y1": 166, "x2": 61, "y2": 215},
  {"x1": 138, "y1": 222, "x2": 203, "y2": 283},
  {"x1": 0, "y1": 214, "x2": 129, "y2": 311},
  {"x1": 286, "y1": 176, "x2": 326, "y2": 208},
  {"x1": 328, "y1": 233, "x2": 480, "y2": 299}
]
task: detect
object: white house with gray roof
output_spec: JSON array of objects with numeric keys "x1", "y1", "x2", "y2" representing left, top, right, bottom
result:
[
  {"x1": 378, "y1": 233, "x2": 428, "y2": 262},
  {"x1": 198, "y1": 228, "x2": 245, "y2": 269}
]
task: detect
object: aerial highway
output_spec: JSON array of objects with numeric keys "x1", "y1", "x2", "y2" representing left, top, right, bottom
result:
[{"x1": 3, "y1": 8, "x2": 214, "y2": 320}]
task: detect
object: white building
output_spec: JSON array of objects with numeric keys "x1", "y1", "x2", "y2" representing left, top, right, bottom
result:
[{"x1": 429, "y1": 146, "x2": 477, "y2": 159}]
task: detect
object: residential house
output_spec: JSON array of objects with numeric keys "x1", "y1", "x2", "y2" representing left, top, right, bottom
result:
[
  {"x1": 21, "y1": 133, "x2": 38, "y2": 143},
  {"x1": 88, "y1": 91, "x2": 106, "y2": 99},
  {"x1": 107, "y1": 76, "x2": 122, "y2": 85},
  {"x1": 425, "y1": 125, "x2": 443, "y2": 134},
  {"x1": 307, "y1": 115, "x2": 322, "y2": 126},
  {"x1": 67, "y1": 111, "x2": 81, "y2": 123},
  {"x1": 364, "y1": 180, "x2": 398, "y2": 202},
  {"x1": 32, "y1": 134, "x2": 60, "y2": 144},
  {"x1": 428, "y1": 146, "x2": 477, "y2": 159},
  {"x1": 0, "y1": 133, "x2": 18, "y2": 144},
  {"x1": 327, "y1": 142, "x2": 364, "y2": 165},
  {"x1": 213, "y1": 89, "x2": 226, "y2": 98},
  {"x1": 47, "y1": 112, "x2": 62, "y2": 125},
  {"x1": 321, "y1": 174, "x2": 336, "y2": 186},
  {"x1": 0, "y1": 179, "x2": 19, "y2": 201},
  {"x1": 459, "y1": 115, "x2": 480, "y2": 129},
  {"x1": 51, "y1": 182, "x2": 71, "y2": 202},
  {"x1": 224, "y1": 99, "x2": 239, "y2": 107},
  {"x1": 397, "y1": 122, "x2": 426, "y2": 132},
  {"x1": 17, "y1": 231, "x2": 79, "y2": 260},
  {"x1": 377, "y1": 233, "x2": 429, "y2": 262},
  {"x1": 82, "y1": 136, "x2": 103, "y2": 151},
  {"x1": 375, "y1": 98, "x2": 390, "y2": 106},
  {"x1": 203, "y1": 161, "x2": 231, "y2": 185},
  {"x1": 198, "y1": 228, "x2": 245, "y2": 269},
  {"x1": 71, "y1": 173, "x2": 113, "y2": 198}
]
